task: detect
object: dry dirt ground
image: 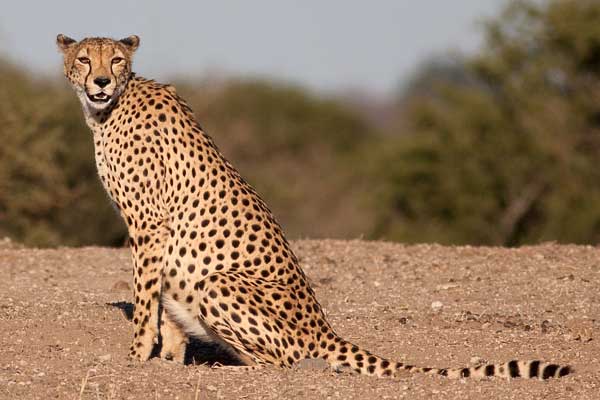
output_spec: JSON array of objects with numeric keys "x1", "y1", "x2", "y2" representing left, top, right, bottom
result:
[{"x1": 0, "y1": 239, "x2": 599, "y2": 399}]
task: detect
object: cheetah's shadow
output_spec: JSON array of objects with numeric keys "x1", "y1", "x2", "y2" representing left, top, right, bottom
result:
[{"x1": 108, "y1": 301, "x2": 244, "y2": 366}]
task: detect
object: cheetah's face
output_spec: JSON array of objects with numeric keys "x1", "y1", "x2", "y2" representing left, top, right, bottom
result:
[{"x1": 56, "y1": 34, "x2": 139, "y2": 112}]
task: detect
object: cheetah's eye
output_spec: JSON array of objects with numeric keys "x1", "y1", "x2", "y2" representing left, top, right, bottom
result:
[
  {"x1": 112, "y1": 57, "x2": 124, "y2": 64},
  {"x1": 77, "y1": 57, "x2": 90, "y2": 64}
]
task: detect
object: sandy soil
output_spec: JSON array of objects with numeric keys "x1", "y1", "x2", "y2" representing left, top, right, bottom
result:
[{"x1": 0, "y1": 239, "x2": 598, "y2": 399}]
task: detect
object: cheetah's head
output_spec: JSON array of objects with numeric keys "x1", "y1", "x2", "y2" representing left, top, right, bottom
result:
[{"x1": 56, "y1": 34, "x2": 139, "y2": 112}]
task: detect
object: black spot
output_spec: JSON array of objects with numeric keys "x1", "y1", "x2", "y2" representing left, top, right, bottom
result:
[
  {"x1": 438, "y1": 368, "x2": 448, "y2": 376},
  {"x1": 484, "y1": 364, "x2": 495, "y2": 377},
  {"x1": 508, "y1": 360, "x2": 520, "y2": 378},
  {"x1": 542, "y1": 364, "x2": 559, "y2": 380},
  {"x1": 558, "y1": 366, "x2": 571, "y2": 377},
  {"x1": 460, "y1": 368, "x2": 470, "y2": 378},
  {"x1": 529, "y1": 361, "x2": 540, "y2": 378},
  {"x1": 158, "y1": 113, "x2": 166, "y2": 122}
]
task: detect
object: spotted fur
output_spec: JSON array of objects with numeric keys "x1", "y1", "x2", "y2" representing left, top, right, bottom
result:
[{"x1": 57, "y1": 34, "x2": 572, "y2": 380}]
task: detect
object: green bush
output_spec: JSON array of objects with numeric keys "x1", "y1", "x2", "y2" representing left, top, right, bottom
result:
[
  {"x1": 375, "y1": 0, "x2": 600, "y2": 245},
  {"x1": 0, "y1": 61, "x2": 125, "y2": 246}
]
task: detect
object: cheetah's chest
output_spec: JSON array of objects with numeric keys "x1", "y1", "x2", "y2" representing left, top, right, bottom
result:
[
  {"x1": 93, "y1": 129, "x2": 115, "y2": 199},
  {"x1": 92, "y1": 123, "x2": 165, "y2": 224}
]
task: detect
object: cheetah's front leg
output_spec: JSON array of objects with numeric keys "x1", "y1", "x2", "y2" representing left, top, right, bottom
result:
[{"x1": 128, "y1": 225, "x2": 168, "y2": 361}]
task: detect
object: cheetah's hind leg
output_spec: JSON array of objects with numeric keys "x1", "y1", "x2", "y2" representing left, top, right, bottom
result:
[
  {"x1": 158, "y1": 309, "x2": 188, "y2": 363},
  {"x1": 162, "y1": 294, "x2": 256, "y2": 366},
  {"x1": 192, "y1": 272, "x2": 315, "y2": 369}
]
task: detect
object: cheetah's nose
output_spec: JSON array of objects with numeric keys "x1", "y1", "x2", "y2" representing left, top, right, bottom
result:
[{"x1": 94, "y1": 76, "x2": 111, "y2": 88}]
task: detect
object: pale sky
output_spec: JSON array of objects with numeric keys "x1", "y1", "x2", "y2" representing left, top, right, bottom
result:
[{"x1": 0, "y1": 1, "x2": 505, "y2": 95}]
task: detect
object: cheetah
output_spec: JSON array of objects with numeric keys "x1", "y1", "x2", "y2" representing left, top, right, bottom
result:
[{"x1": 56, "y1": 34, "x2": 571, "y2": 380}]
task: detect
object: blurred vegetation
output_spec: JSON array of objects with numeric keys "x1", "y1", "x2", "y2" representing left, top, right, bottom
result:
[
  {"x1": 373, "y1": 0, "x2": 600, "y2": 245},
  {"x1": 2, "y1": 0, "x2": 600, "y2": 247},
  {"x1": 0, "y1": 60, "x2": 125, "y2": 246}
]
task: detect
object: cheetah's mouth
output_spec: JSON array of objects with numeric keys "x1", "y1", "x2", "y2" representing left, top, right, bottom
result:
[{"x1": 87, "y1": 92, "x2": 111, "y2": 103}]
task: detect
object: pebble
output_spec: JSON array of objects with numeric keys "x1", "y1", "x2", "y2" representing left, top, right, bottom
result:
[
  {"x1": 112, "y1": 280, "x2": 131, "y2": 291},
  {"x1": 469, "y1": 356, "x2": 486, "y2": 366},
  {"x1": 436, "y1": 283, "x2": 458, "y2": 291}
]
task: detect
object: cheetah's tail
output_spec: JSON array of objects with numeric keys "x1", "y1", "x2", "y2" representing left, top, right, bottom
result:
[{"x1": 321, "y1": 336, "x2": 572, "y2": 379}]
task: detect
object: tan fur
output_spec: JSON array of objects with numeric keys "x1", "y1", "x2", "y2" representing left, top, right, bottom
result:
[{"x1": 58, "y1": 34, "x2": 572, "y2": 380}]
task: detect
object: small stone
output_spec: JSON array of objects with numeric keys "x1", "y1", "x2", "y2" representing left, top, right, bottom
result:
[
  {"x1": 541, "y1": 320, "x2": 551, "y2": 334},
  {"x1": 98, "y1": 354, "x2": 111, "y2": 362},
  {"x1": 431, "y1": 301, "x2": 443, "y2": 311},
  {"x1": 436, "y1": 283, "x2": 458, "y2": 291},
  {"x1": 111, "y1": 280, "x2": 131, "y2": 291},
  {"x1": 470, "y1": 356, "x2": 486, "y2": 366},
  {"x1": 206, "y1": 385, "x2": 217, "y2": 392}
]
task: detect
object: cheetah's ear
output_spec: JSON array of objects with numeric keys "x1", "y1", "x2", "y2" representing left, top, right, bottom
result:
[
  {"x1": 119, "y1": 35, "x2": 140, "y2": 52},
  {"x1": 56, "y1": 34, "x2": 77, "y2": 53}
]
